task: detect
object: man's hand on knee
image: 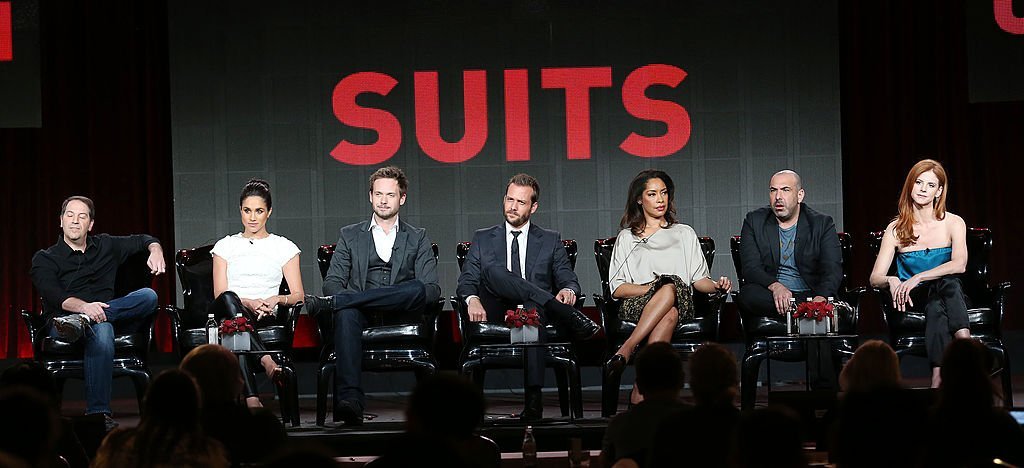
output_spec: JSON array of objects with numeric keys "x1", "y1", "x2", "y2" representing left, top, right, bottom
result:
[
  {"x1": 80, "y1": 302, "x2": 109, "y2": 323},
  {"x1": 467, "y1": 297, "x2": 487, "y2": 322},
  {"x1": 768, "y1": 282, "x2": 792, "y2": 316}
]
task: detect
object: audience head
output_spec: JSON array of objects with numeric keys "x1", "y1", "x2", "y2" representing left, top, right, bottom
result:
[
  {"x1": 895, "y1": 158, "x2": 947, "y2": 246},
  {"x1": 769, "y1": 170, "x2": 804, "y2": 223},
  {"x1": 634, "y1": 342, "x2": 685, "y2": 399},
  {"x1": 405, "y1": 373, "x2": 485, "y2": 438},
  {"x1": 504, "y1": 173, "x2": 540, "y2": 228},
  {"x1": 180, "y1": 344, "x2": 244, "y2": 405},
  {"x1": 0, "y1": 387, "x2": 59, "y2": 467},
  {"x1": 368, "y1": 166, "x2": 408, "y2": 220},
  {"x1": 0, "y1": 360, "x2": 58, "y2": 408},
  {"x1": 839, "y1": 340, "x2": 901, "y2": 393},
  {"x1": 938, "y1": 337, "x2": 998, "y2": 412},
  {"x1": 736, "y1": 406, "x2": 807, "y2": 468},
  {"x1": 688, "y1": 343, "x2": 738, "y2": 406},
  {"x1": 621, "y1": 169, "x2": 677, "y2": 235},
  {"x1": 141, "y1": 369, "x2": 202, "y2": 430}
]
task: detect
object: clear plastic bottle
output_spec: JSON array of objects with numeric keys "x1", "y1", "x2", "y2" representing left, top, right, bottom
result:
[
  {"x1": 206, "y1": 313, "x2": 218, "y2": 345},
  {"x1": 522, "y1": 425, "x2": 537, "y2": 467},
  {"x1": 787, "y1": 297, "x2": 797, "y2": 334},
  {"x1": 827, "y1": 296, "x2": 837, "y2": 334}
]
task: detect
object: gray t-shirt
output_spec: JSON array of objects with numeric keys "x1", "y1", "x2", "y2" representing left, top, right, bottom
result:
[{"x1": 777, "y1": 225, "x2": 809, "y2": 292}]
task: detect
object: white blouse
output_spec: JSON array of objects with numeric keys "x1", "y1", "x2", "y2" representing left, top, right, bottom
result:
[
  {"x1": 210, "y1": 233, "x2": 300, "y2": 299},
  {"x1": 608, "y1": 223, "x2": 710, "y2": 295}
]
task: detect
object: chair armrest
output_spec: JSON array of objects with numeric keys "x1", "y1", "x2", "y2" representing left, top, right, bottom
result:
[
  {"x1": 166, "y1": 305, "x2": 184, "y2": 355},
  {"x1": 843, "y1": 286, "x2": 869, "y2": 331},
  {"x1": 994, "y1": 281, "x2": 1011, "y2": 326},
  {"x1": 20, "y1": 309, "x2": 43, "y2": 351}
]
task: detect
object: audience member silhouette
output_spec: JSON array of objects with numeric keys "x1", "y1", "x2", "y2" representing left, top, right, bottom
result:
[
  {"x1": 838, "y1": 339, "x2": 901, "y2": 393},
  {"x1": 922, "y1": 338, "x2": 1023, "y2": 467},
  {"x1": 648, "y1": 342, "x2": 741, "y2": 468},
  {"x1": 0, "y1": 360, "x2": 89, "y2": 467},
  {"x1": 179, "y1": 344, "x2": 286, "y2": 465},
  {"x1": 830, "y1": 340, "x2": 929, "y2": 467},
  {"x1": 0, "y1": 386, "x2": 60, "y2": 467},
  {"x1": 736, "y1": 406, "x2": 808, "y2": 468},
  {"x1": 601, "y1": 342, "x2": 687, "y2": 467},
  {"x1": 367, "y1": 373, "x2": 494, "y2": 468},
  {"x1": 92, "y1": 369, "x2": 228, "y2": 467}
]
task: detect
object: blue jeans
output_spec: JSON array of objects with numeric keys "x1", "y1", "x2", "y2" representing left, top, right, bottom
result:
[{"x1": 48, "y1": 288, "x2": 158, "y2": 415}]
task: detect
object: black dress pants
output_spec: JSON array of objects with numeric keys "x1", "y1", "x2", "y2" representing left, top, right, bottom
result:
[{"x1": 909, "y1": 277, "x2": 970, "y2": 366}]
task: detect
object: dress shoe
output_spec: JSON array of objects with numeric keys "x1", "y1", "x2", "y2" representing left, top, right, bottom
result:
[
  {"x1": 604, "y1": 353, "x2": 627, "y2": 379},
  {"x1": 546, "y1": 300, "x2": 600, "y2": 341},
  {"x1": 334, "y1": 400, "x2": 363, "y2": 426},
  {"x1": 102, "y1": 414, "x2": 120, "y2": 433},
  {"x1": 303, "y1": 294, "x2": 335, "y2": 318},
  {"x1": 520, "y1": 386, "x2": 543, "y2": 421}
]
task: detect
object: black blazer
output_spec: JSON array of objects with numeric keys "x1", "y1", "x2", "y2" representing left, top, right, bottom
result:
[
  {"x1": 322, "y1": 219, "x2": 441, "y2": 305},
  {"x1": 738, "y1": 203, "x2": 842, "y2": 298},
  {"x1": 456, "y1": 223, "x2": 580, "y2": 300}
]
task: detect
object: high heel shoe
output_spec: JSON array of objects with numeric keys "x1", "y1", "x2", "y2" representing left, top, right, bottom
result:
[
  {"x1": 269, "y1": 366, "x2": 291, "y2": 389},
  {"x1": 604, "y1": 353, "x2": 627, "y2": 379}
]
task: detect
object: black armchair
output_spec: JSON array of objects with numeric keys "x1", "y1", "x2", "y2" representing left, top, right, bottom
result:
[
  {"x1": 168, "y1": 244, "x2": 302, "y2": 426},
  {"x1": 593, "y1": 236, "x2": 726, "y2": 417},
  {"x1": 730, "y1": 232, "x2": 860, "y2": 410},
  {"x1": 313, "y1": 243, "x2": 442, "y2": 426},
  {"x1": 867, "y1": 227, "x2": 1012, "y2": 406},
  {"x1": 20, "y1": 250, "x2": 156, "y2": 412},
  {"x1": 452, "y1": 240, "x2": 585, "y2": 419}
]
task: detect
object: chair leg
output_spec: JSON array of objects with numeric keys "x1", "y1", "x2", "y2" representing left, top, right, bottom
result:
[
  {"x1": 993, "y1": 345, "x2": 1014, "y2": 407},
  {"x1": 741, "y1": 346, "x2": 767, "y2": 411},
  {"x1": 54, "y1": 377, "x2": 66, "y2": 410},
  {"x1": 555, "y1": 368, "x2": 570, "y2": 417},
  {"x1": 316, "y1": 364, "x2": 332, "y2": 427},
  {"x1": 129, "y1": 372, "x2": 150, "y2": 415},
  {"x1": 570, "y1": 361, "x2": 584, "y2": 419},
  {"x1": 279, "y1": 366, "x2": 300, "y2": 427},
  {"x1": 601, "y1": 365, "x2": 623, "y2": 418}
]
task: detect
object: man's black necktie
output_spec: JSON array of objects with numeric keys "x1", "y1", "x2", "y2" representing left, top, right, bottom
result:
[{"x1": 511, "y1": 230, "x2": 522, "y2": 278}]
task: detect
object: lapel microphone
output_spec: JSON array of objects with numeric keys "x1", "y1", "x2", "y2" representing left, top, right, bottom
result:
[{"x1": 607, "y1": 230, "x2": 655, "y2": 286}]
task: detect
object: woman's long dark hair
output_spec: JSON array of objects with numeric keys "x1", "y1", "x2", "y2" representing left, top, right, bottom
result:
[
  {"x1": 620, "y1": 169, "x2": 677, "y2": 236},
  {"x1": 133, "y1": 369, "x2": 206, "y2": 466},
  {"x1": 239, "y1": 178, "x2": 272, "y2": 209}
]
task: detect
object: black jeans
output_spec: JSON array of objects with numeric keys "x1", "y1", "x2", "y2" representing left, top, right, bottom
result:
[
  {"x1": 210, "y1": 291, "x2": 272, "y2": 398},
  {"x1": 329, "y1": 280, "x2": 427, "y2": 410}
]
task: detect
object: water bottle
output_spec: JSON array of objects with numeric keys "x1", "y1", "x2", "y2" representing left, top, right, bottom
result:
[
  {"x1": 522, "y1": 425, "x2": 537, "y2": 467},
  {"x1": 787, "y1": 298, "x2": 797, "y2": 335},
  {"x1": 827, "y1": 296, "x2": 837, "y2": 334},
  {"x1": 206, "y1": 313, "x2": 218, "y2": 344}
]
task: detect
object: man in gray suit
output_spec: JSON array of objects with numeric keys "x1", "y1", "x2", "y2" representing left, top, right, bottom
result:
[{"x1": 305, "y1": 166, "x2": 440, "y2": 425}]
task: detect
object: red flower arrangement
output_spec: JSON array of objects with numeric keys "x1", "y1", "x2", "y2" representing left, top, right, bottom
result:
[
  {"x1": 219, "y1": 316, "x2": 254, "y2": 336},
  {"x1": 505, "y1": 307, "x2": 541, "y2": 328},
  {"x1": 794, "y1": 301, "x2": 834, "y2": 322}
]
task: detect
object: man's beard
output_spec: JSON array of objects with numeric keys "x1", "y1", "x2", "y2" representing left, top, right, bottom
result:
[
  {"x1": 505, "y1": 210, "x2": 529, "y2": 228},
  {"x1": 374, "y1": 206, "x2": 397, "y2": 220}
]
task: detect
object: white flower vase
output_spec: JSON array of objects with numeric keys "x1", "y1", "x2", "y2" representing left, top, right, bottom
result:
[
  {"x1": 797, "y1": 317, "x2": 831, "y2": 335},
  {"x1": 222, "y1": 332, "x2": 251, "y2": 351},
  {"x1": 510, "y1": 325, "x2": 540, "y2": 343}
]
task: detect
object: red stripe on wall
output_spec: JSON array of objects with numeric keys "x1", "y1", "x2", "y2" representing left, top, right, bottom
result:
[{"x1": 0, "y1": 2, "x2": 12, "y2": 61}]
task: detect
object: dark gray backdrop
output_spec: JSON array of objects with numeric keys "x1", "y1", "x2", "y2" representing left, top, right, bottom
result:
[{"x1": 168, "y1": 0, "x2": 843, "y2": 304}]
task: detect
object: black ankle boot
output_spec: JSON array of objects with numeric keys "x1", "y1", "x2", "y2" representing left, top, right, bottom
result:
[
  {"x1": 545, "y1": 299, "x2": 599, "y2": 340},
  {"x1": 303, "y1": 294, "x2": 334, "y2": 317}
]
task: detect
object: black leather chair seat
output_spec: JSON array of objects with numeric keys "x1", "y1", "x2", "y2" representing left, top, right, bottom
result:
[
  {"x1": 40, "y1": 330, "x2": 147, "y2": 355},
  {"x1": 889, "y1": 307, "x2": 998, "y2": 335},
  {"x1": 462, "y1": 322, "x2": 566, "y2": 344},
  {"x1": 362, "y1": 324, "x2": 432, "y2": 346}
]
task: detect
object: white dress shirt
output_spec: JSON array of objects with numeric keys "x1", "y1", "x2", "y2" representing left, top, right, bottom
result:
[{"x1": 369, "y1": 215, "x2": 399, "y2": 263}]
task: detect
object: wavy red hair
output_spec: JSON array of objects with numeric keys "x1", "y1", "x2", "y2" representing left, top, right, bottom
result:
[{"x1": 894, "y1": 159, "x2": 947, "y2": 247}]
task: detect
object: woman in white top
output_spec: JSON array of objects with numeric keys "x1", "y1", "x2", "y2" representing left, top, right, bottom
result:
[
  {"x1": 210, "y1": 179, "x2": 304, "y2": 408},
  {"x1": 605, "y1": 170, "x2": 732, "y2": 403}
]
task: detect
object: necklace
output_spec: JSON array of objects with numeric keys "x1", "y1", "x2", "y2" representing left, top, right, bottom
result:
[{"x1": 780, "y1": 231, "x2": 795, "y2": 262}]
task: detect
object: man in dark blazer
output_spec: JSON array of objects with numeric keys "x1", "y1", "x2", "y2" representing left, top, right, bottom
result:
[
  {"x1": 305, "y1": 166, "x2": 440, "y2": 426},
  {"x1": 456, "y1": 173, "x2": 599, "y2": 420},
  {"x1": 737, "y1": 169, "x2": 842, "y2": 388}
]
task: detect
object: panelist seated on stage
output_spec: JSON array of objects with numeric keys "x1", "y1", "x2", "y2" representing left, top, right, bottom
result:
[
  {"x1": 29, "y1": 195, "x2": 166, "y2": 432},
  {"x1": 304, "y1": 166, "x2": 441, "y2": 426},
  {"x1": 456, "y1": 173, "x2": 600, "y2": 421},
  {"x1": 604, "y1": 170, "x2": 731, "y2": 405},
  {"x1": 210, "y1": 178, "x2": 304, "y2": 409},
  {"x1": 869, "y1": 159, "x2": 970, "y2": 388},
  {"x1": 735, "y1": 169, "x2": 843, "y2": 389}
]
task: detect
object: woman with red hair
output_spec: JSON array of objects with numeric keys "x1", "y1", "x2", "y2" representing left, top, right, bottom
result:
[{"x1": 869, "y1": 159, "x2": 970, "y2": 387}]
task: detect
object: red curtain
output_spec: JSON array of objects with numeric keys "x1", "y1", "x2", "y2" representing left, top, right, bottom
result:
[{"x1": 0, "y1": 0, "x2": 175, "y2": 358}]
